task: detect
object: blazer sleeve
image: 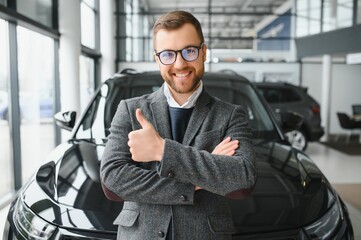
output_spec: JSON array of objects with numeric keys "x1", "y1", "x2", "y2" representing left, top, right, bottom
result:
[
  {"x1": 158, "y1": 105, "x2": 257, "y2": 199},
  {"x1": 100, "y1": 100, "x2": 195, "y2": 205}
]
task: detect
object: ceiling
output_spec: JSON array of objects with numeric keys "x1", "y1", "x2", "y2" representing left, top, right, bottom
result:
[{"x1": 139, "y1": 0, "x2": 292, "y2": 49}]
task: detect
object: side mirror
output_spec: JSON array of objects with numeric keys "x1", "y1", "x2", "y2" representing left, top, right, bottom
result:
[
  {"x1": 55, "y1": 111, "x2": 76, "y2": 131},
  {"x1": 274, "y1": 109, "x2": 304, "y2": 133},
  {"x1": 275, "y1": 110, "x2": 304, "y2": 133}
]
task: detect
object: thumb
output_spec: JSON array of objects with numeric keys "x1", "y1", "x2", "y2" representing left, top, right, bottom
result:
[{"x1": 136, "y1": 108, "x2": 152, "y2": 129}]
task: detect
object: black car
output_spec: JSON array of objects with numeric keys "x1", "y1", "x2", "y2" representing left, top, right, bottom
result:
[
  {"x1": 3, "y1": 71, "x2": 353, "y2": 239},
  {"x1": 254, "y1": 82, "x2": 324, "y2": 150}
]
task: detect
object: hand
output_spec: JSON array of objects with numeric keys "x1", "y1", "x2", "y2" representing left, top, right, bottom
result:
[
  {"x1": 195, "y1": 137, "x2": 239, "y2": 191},
  {"x1": 212, "y1": 136, "x2": 239, "y2": 155},
  {"x1": 128, "y1": 109, "x2": 165, "y2": 162}
]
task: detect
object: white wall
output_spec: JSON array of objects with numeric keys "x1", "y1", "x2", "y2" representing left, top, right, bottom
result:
[{"x1": 302, "y1": 63, "x2": 361, "y2": 134}]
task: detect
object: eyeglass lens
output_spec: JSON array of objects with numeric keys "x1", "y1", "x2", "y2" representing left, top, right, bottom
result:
[{"x1": 159, "y1": 46, "x2": 199, "y2": 65}]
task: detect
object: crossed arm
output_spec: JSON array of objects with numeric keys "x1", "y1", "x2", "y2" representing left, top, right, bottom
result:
[
  {"x1": 128, "y1": 109, "x2": 239, "y2": 191},
  {"x1": 100, "y1": 102, "x2": 256, "y2": 204},
  {"x1": 127, "y1": 109, "x2": 238, "y2": 163}
]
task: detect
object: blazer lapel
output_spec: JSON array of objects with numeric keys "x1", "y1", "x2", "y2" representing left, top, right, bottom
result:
[
  {"x1": 150, "y1": 86, "x2": 172, "y2": 139},
  {"x1": 182, "y1": 90, "x2": 212, "y2": 145}
]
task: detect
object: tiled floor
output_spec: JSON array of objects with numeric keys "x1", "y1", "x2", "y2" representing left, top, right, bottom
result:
[{"x1": 0, "y1": 142, "x2": 360, "y2": 238}]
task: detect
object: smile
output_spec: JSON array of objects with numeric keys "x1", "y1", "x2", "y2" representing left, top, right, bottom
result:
[{"x1": 174, "y1": 72, "x2": 191, "y2": 78}]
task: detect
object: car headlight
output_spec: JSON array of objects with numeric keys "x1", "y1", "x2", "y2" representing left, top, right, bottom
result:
[
  {"x1": 303, "y1": 190, "x2": 343, "y2": 239},
  {"x1": 13, "y1": 196, "x2": 57, "y2": 239}
]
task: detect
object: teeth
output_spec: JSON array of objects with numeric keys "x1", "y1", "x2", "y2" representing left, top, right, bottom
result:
[{"x1": 175, "y1": 72, "x2": 189, "y2": 78}]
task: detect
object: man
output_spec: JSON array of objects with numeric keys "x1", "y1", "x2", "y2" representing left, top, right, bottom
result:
[{"x1": 100, "y1": 10, "x2": 257, "y2": 240}]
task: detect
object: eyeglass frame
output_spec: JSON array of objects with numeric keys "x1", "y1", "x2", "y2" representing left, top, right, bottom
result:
[{"x1": 154, "y1": 42, "x2": 205, "y2": 65}]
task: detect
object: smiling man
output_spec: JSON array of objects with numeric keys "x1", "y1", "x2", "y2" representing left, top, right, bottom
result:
[{"x1": 100, "y1": 11, "x2": 257, "y2": 240}]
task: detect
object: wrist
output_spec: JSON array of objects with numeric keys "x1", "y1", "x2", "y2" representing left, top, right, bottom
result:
[{"x1": 156, "y1": 138, "x2": 165, "y2": 161}]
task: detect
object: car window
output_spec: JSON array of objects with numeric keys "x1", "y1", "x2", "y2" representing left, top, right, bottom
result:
[
  {"x1": 280, "y1": 88, "x2": 302, "y2": 102},
  {"x1": 75, "y1": 78, "x2": 163, "y2": 141},
  {"x1": 205, "y1": 81, "x2": 274, "y2": 136},
  {"x1": 74, "y1": 75, "x2": 278, "y2": 142},
  {"x1": 258, "y1": 87, "x2": 301, "y2": 103},
  {"x1": 75, "y1": 84, "x2": 107, "y2": 141}
]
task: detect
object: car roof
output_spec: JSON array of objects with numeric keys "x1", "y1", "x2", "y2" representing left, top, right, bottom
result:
[
  {"x1": 107, "y1": 70, "x2": 251, "y2": 85},
  {"x1": 254, "y1": 81, "x2": 296, "y2": 87},
  {"x1": 254, "y1": 81, "x2": 308, "y2": 91}
]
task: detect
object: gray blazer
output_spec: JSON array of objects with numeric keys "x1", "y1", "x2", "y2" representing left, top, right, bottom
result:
[{"x1": 100, "y1": 85, "x2": 257, "y2": 240}]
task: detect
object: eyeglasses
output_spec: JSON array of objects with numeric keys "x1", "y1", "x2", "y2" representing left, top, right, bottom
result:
[{"x1": 155, "y1": 43, "x2": 204, "y2": 65}]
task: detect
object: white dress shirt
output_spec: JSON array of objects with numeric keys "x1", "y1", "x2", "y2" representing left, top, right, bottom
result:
[{"x1": 163, "y1": 81, "x2": 203, "y2": 109}]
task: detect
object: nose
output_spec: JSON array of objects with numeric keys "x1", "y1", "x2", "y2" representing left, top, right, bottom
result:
[{"x1": 173, "y1": 52, "x2": 187, "y2": 68}]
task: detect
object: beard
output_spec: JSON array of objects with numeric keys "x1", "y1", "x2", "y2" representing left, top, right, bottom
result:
[
  {"x1": 161, "y1": 67, "x2": 204, "y2": 94},
  {"x1": 165, "y1": 77, "x2": 201, "y2": 94}
]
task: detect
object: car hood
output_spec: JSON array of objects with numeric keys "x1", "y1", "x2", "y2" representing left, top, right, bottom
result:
[
  {"x1": 22, "y1": 140, "x2": 333, "y2": 234},
  {"x1": 229, "y1": 140, "x2": 334, "y2": 235},
  {"x1": 23, "y1": 141, "x2": 122, "y2": 234}
]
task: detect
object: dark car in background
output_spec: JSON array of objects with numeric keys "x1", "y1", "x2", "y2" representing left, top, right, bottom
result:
[
  {"x1": 3, "y1": 71, "x2": 353, "y2": 239},
  {"x1": 254, "y1": 82, "x2": 324, "y2": 150}
]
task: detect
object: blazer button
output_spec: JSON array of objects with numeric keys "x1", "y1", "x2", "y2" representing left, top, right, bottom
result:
[
  {"x1": 180, "y1": 195, "x2": 187, "y2": 201},
  {"x1": 158, "y1": 231, "x2": 165, "y2": 238},
  {"x1": 167, "y1": 172, "x2": 175, "y2": 178}
]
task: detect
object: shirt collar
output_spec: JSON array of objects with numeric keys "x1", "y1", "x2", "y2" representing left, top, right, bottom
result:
[{"x1": 163, "y1": 81, "x2": 203, "y2": 108}]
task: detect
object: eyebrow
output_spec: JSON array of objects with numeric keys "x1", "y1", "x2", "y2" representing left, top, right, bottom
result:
[{"x1": 155, "y1": 44, "x2": 201, "y2": 53}]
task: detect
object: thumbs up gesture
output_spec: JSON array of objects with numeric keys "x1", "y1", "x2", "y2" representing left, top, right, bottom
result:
[{"x1": 128, "y1": 109, "x2": 165, "y2": 162}]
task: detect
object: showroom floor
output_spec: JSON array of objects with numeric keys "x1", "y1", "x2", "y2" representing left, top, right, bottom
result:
[
  {"x1": 305, "y1": 142, "x2": 361, "y2": 239},
  {"x1": 0, "y1": 142, "x2": 360, "y2": 238}
]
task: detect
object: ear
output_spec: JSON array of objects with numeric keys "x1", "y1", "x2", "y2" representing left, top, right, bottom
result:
[
  {"x1": 202, "y1": 43, "x2": 208, "y2": 62},
  {"x1": 154, "y1": 53, "x2": 162, "y2": 68},
  {"x1": 154, "y1": 52, "x2": 158, "y2": 63}
]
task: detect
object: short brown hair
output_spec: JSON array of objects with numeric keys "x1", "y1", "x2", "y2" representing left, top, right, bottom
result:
[{"x1": 152, "y1": 11, "x2": 204, "y2": 47}]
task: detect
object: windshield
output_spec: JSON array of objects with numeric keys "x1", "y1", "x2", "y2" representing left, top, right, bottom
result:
[{"x1": 74, "y1": 74, "x2": 279, "y2": 143}]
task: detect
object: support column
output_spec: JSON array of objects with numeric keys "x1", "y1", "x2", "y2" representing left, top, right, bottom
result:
[
  {"x1": 58, "y1": 0, "x2": 81, "y2": 119},
  {"x1": 321, "y1": 54, "x2": 332, "y2": 141},
  {"x1": 100, "y1": 0, "x2": 116, "y2": 81}
]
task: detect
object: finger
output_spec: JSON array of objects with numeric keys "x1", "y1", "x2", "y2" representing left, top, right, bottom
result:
[
  {"x1": 217, "y1": 139, "x2": 238, "y2": 153},
  {"x1": 212, "y1": 137, "x2": 231, "y2": 154},
  {"x1": 218, "y1": 147, "x2": 235, "y2": 155},
  {"x1": 224, "y1": 149, "x2": 236, "y2": 156},
  {"x1": 215, "y1": 140, "x2": 238, "y2": 155},
  {"x1": 220, "y1": 136, "x2": 231, "y2": 144},
  {"x1": 220, "y1": 143, "x2": 238, "y2": 154},
  {"x1": 136, "y1": 108, "x2": 152, "y2": 129}
]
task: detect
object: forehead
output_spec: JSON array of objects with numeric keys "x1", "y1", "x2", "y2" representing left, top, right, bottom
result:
[{"x1": 154, "y1": 23, "x2": 200, "y2": 51}]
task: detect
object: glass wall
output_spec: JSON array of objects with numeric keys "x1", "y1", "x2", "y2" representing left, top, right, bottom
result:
[
  {"x1": 123, "y1": 0, "x2": 150, "y2": 62},
  {"x1": 80, "y1": 55, "x2": 95, "y2": 111},
  {"x1": 296, "y1": 0, "x2": 354, "y2": 37},
  {"x1": 117, "y1": 0, "x2": 295, "y2": 64},
  {"x1": 358, "y1": 0, "x2": 361, "y2": 24},
  {"x1": 80, "y1": 0, "x2": 100, "y2": 111},
  {"x1": 81, "y1": 0, "x2": 96, "y2": 49},
  {"x1": 17, "y1": 26, "x2": 55, "y2": 183},
  {"x1": 323, "y1": 0, "x2": 353, "y2": 32},
  {"x1": 0, "y1": 19, "x2": 13, "y2": 198},
  {"x1": 17, "y1": 0, "x2": 54, "y2": 28},
  {"x1": 296, "y1": 0, "x2": 321, "y2": 37}
]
